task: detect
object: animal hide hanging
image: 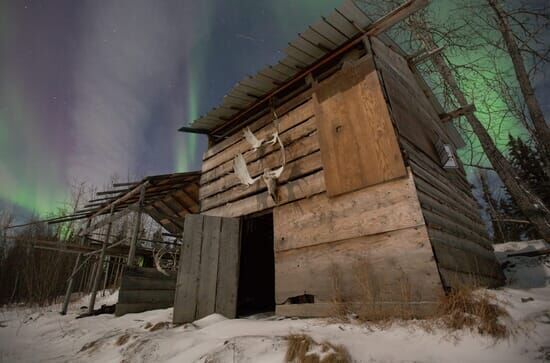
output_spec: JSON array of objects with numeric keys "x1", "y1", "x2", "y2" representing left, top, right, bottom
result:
[
  {"x1": 232, "y1": 126, "x2": 286, "y2": 203},
  {"x1": 234, "y1": 153, "x2": 262, "y2": 186}
]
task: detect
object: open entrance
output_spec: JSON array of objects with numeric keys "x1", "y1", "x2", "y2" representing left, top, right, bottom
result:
[{"x1": 237, "y1": 212, "x2": 275, "y2": 316}]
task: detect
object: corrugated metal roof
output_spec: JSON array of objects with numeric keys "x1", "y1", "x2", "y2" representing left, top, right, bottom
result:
[
  {"x1": 185, "y1": 0, "x2": 464, "y2": 149},
  {"x1": 188, "y1": 0, "x2": 372, "y2": 131}
]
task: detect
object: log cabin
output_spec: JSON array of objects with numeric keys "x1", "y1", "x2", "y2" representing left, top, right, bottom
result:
[{"x1": 172, "y1": 0, "x2": 504, "y2": 323}]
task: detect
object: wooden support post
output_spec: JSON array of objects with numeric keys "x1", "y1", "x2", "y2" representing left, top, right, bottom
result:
[
  {"x1": 62, "y1": 256, "x2": 82, "y2": 314},
  {"x1": 114, "y1": 257, "x2": 123, "y2": 287},
  {"x1": 102, "y1": 256, "x2": 111, "y2": 296},
  {"x1": 78, "y1": 262, "x2": 87, "y2": 293},
  {"x1": 61, "y1": 218, "x2": 92, "y2": 315},
  {"x1": 88, "y1": 205, "x2": 115, "y2": 314},
  {"x1": 87, "y1": 260, "x2": 97, "y2": 292},
  {"x1": 85, "y1": 262, "x2": 93, "y2": 293},
  {"x1": 361, "y1": 35, "x2": 372, "y2": 54},
  {"x1": 128, "y1": 185, "x2": 146, "y2": 266}
]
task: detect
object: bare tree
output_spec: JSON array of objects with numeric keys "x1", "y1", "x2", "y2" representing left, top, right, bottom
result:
[
  {"x1": 408, "y1": 12, "x2": 550, "y2": 241},
  {"x1": 485, "y1": 0, "x2": 550, "y2": 177},
  {"x1": 357, "y1": 0, "x2": 550, "y2": 240},
  {"x1": 478, "y1": 171, "x2": 505, "y2": 242}
]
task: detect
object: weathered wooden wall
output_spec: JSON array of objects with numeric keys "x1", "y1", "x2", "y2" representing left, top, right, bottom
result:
[
  {"x1": 196, "y1": 35, "x2": 503, "y2": 320},
  {"x1": 173, "y1": 214, "x2": 241, "y2": 323},
  {"x1": 274, "y1": 170, "x2": 444, "y2": 317},
  {"x1": 200, "y1": 91, "x2": 323, "y2": 217},
  {"x1": 199, "y1": 55, "x2": 407, "y2": 218},
  {"x1": 370, "y1": 36, "x2": 504, "y2": 288},
  {"x1": 199, "y1": 51, "x2": 446, "y2": 318},
  {"x1": 115, "y1": 266, "x2": 177, "y2": 316},
  {"x1": 314, "y1": 58, "x2": 407, "y2": 196}
]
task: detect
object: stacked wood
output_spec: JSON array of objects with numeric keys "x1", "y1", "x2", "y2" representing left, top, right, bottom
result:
[{"x1": 115, "y1": 267, "x2": 177, "y2": 316}]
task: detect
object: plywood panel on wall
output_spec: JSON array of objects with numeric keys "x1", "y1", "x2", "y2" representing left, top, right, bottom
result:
[{"x1": 313, "y1": 57, "x2": 406, "y2": 197}]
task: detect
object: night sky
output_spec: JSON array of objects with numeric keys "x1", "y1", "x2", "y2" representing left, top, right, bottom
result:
[
  {"x1": 0, "y1": 0, "x2": 342, "y2": 218},
  {"x1": 0, "y1": 0, "x2": 547, "y2": 220}
]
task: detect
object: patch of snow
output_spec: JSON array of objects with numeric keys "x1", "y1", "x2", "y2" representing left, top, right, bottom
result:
[
  {"x1": 495, "y1": 239, "x2": 550, "y2": 288},
  {"x1": 0, "y1": 241, "x2": 549, "y2": 362},
  {"x1": 192, "y1": 313, "x2": 228, "y2": 329}
]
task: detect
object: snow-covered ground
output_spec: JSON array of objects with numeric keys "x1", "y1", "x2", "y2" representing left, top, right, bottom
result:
[{"x1": 1, "y1": 240, "x2": 549, "y2": 362}]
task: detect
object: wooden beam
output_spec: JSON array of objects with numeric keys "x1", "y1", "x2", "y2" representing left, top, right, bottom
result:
[
  {"x1": 173, "y1": 189, "x2": 199, "y2": 211},
  {"x1": 508, "y1": 248, "x2": 550, "y2": 258},
  {"x1": 61, "y1": 218, "x2": 92, "y2": 315},
  {"x1": 439, "y1": 104, "x2": 476, "y2": 123},
  {"x1": 96, "y1": 188, "x2": 132, "y2": 196},
  {"x1": 166, "y1": 195, "x2": 192, "y2": 215},
  {"x1": 408, "y1": 46, "x2": 444, "y2": 65},
  {"x1": 6, "y1": 236, "x2": 138, "y2": 257},
  {"x1": 178, "y1": 126, "x2": 211, "y2": 135},
  {"x1": 208, "y1": 0, "x2": 430, "y2": 139},
  {"x1": 88, "y1": 181, "x2": 149, "y2": 221},
  {"x1": 88, "y1": 205, "x2": 115, "y2": 314},
  {"x1": 155, "y1": 202, "x2": 186, "y2": 225},
  {"x1": 79, "y1": 204, "x2": 136, "y2": 236},
  {"x1": 146, "y1": 203, "x2": 184, "y2": 229},
  {"x1": 128, "y1": 185, "x2": 146, "y2": 266},
  {"x1": 366, "y1": 0, "x2": 430, "y2": 36},
  {"x1": 112, "y1": 181, "x2": 140, "y2": 187}
]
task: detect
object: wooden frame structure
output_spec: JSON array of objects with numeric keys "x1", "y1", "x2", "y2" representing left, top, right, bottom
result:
[{"x1": 18, "y1": 171, "x2": 201, "y2": 315}]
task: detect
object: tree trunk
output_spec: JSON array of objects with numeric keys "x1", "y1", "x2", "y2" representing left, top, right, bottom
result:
[
  {"x1": 487, "y1": 0, "x2": 550, "y2": 178},
  {"x1": 479, "y1": 171, "x2": 505, "y2": 242},
  {"x1": 408, "y1": 17, "x2": 550, "y2": 241}
]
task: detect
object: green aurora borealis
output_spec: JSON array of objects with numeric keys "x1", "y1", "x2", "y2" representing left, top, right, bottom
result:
[{"x1": 0, "y1": 0, "x2": 541, "y2": 219}]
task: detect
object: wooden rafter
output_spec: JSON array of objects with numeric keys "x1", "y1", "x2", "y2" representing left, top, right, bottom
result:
[
  {"x1": 439, "y1": 104, "x2": 476, "y2": 123},
  {"x1": 208, "y1": 0, "x2": 430, "y2": 139}
]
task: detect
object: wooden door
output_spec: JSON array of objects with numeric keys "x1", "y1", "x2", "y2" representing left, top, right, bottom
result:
[
  {"x1": 173, "y1": 214, "x2": 241, "y2": 323},
  {"x1": 313, "y1": 57, "x2": 407, "y2": 197}
]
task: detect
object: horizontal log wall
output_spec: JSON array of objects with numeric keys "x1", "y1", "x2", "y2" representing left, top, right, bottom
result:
[
  {"x1": 273, "y1": 170, "x2": 445, "y2": 317},
  {"x1": 115, "y1": 266, "x2": 177, "y2": 316},
  {"x1": 404, "y1": 140, "x2": 504, "y2": 287},
  {"x1": 371, "y1": 37, "x2": 504, "y2": 288},
  {"x1": 200, "y1": 91, "x2": 325, "y2": 217}
]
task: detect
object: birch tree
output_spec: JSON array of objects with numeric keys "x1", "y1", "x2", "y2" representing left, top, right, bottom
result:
[
  {"x1": 409, "y1": 12, "x2": 550, "y2": 241},
  {"x1": 486, "y1": 0, "x2": 550, "y2": 177},
  {"x1": 357, "y1": 0, "x2": 550, "y2": 240}
]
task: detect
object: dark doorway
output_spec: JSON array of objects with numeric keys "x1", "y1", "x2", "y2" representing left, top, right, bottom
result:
[{"x1": 237, "y1": 212, "x2": 275, "y2": 316}]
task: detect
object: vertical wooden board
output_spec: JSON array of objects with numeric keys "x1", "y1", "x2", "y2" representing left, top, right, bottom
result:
[
  {"x1": 196, "y1": 216, "x2": 222, "y2": 319},
  {"x1": 173, "y1": 214, "x2": 204, "y2": 323},
  {"x1": 314, "y1": 58, "x2": 406, "y2": 196},
  {"x1": 215, "y1": 217, "x2": 241, "y2": 318}
]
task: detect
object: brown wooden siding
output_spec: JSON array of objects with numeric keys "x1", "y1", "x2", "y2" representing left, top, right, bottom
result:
[
  {"x1": 313, "y1": 58, "x2": 406, "y2": 196},
  {"x1": 115, "y1": 267, "x2": 176, "y2": 316},
  {"x1": 200, "y1": 94, "x2": 323, "y2": 217},
  {"x1": 273, "y1": 170, "x2": 444, "y2": 316},
  {"x1": 371, "y1": 37, "x2": 504, "y2": 288}
]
